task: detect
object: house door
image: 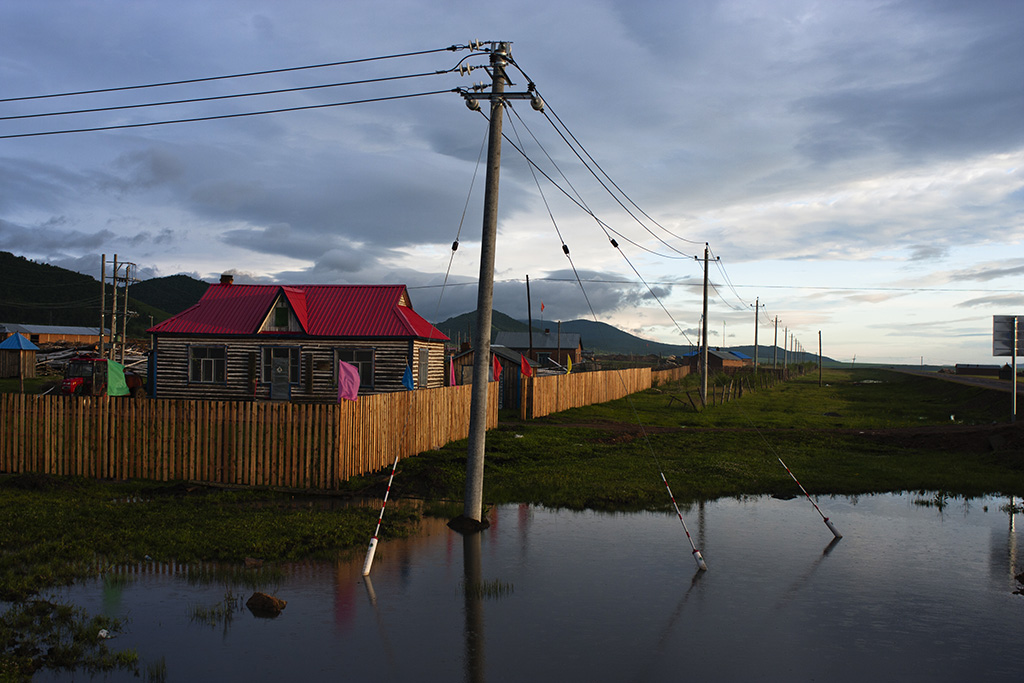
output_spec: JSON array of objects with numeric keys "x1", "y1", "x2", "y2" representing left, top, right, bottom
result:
[{"x1": 270, "y1": 357, "x2": 290, "y2": 401}]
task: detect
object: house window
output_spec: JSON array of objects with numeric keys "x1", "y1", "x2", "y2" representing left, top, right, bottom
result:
[
  {"x1": 337, "y1": 348, "x2": 374, "y2": 389},
  {"x1": 189, "y1": 346, "x2": 226, "y2": 383},
  {"x1": 262, "y1": 347, "x2": 300, "y2": 383},
  {"x1": 273, "y1": 305, "x2": 289, "y2": 328}
]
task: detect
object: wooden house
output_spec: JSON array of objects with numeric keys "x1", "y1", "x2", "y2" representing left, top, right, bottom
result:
[
  {"x1": 0, "y1": 323, "x2": 105, "y2": 347},
  {"x1": 685, "y1": 348, "x2": 747, "y2": 374},
  {"x1": 451, "y1": 344, "x2": 538, "y2": 409},
  {"x1": 147, "y1": 277, "x2": 448, "y2": 401},
  {"x1": 493, "y1": 329, "x2": 583, "y2": 370}
]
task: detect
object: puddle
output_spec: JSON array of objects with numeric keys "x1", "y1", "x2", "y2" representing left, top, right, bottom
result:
[{"x1": 34, "y1": 493, "x2": 1023, "y2": 681}]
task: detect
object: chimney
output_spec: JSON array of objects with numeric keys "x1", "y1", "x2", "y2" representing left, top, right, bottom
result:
[{"x1": 220, "y1": 273, "x2": 234, "y2": 285}]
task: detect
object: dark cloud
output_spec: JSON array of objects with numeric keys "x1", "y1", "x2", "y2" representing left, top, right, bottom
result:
[
  {"x1": 956, "y1": 293, "x2": 1024, "y2": 308},
  {"x1": 908, "y1": 244, "x2": 949, "y2": 261}
]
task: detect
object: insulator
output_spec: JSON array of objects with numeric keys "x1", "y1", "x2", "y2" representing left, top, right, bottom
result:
[
  {"x1": 530, "y1": 95, "x2": 545, "y2": 112},
  {"x1": 465, "y1": 98, "x2": 480, "y2": 112},
  {"x1": 562, "y1": 244, "x2": 570, "y2": 256},
  {"x1": 452, "y1": 240, "x2": 459, "y2": 252},
  {"x1": 610, "y1": 238, "x2": 619, "y2": 248}
]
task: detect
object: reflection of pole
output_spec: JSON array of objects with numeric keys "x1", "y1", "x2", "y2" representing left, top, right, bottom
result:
[
  {"x1": 462, "y1": 43, "x2": 509, "y2": 527},
  {"x1": 463, "y1": 532, "x2": 485, "y2": 683}
]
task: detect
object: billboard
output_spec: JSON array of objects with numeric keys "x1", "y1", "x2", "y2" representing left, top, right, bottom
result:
[{"x1": 992, "y1": 315, "x2": 1024, "y2": 356}]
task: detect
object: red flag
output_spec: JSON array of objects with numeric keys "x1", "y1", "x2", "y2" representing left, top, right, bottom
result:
[
  {"x1": 492, "y1": 354, "x2": 502, "y2": 382},
  {"x1": 520, "y1": 355, "x2": 532, "y2": 377},
  {"x1": 540, "y1": 302, "x2": 545, "y2": 312}
]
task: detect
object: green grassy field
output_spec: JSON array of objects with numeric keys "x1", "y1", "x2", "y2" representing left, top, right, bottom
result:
[{"x1": 4, "y1": 366, "x2": 1024, "y2": 678}]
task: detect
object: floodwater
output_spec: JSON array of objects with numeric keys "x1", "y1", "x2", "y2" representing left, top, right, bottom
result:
[{"x1": 39, "y1": 493, "x2": 1023, "y2": 682}]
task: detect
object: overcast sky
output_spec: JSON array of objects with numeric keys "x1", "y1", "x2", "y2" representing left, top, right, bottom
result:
[{"x1": 1, "y1": 0, "x2": 1022, "y2": 364}]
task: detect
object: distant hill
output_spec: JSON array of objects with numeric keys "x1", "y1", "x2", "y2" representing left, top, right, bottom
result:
[
  {"x1": 0, "y1": 251, "x2": 189, "y2": 337},
  {"x1": 435, "y1": 309, "x2": 535, "y2": 345},
  {"x1": 553, "y1": 319, "x2": 696, "y2": 356},
  {"x1": 130, "y1": 274, "x2": 210, "y2": 315}
]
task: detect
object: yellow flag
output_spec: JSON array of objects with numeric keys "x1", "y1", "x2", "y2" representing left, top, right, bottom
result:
[{"x1": 566, "y1": 356, "x2": 572, "y2": 374}]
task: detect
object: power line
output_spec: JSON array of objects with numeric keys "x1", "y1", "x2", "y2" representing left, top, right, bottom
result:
[
  {"x1": 0, "y1": 70, "x2": 456, "y2": 122},
  {"x1": 0, "y1": 89, "x2": 456, "y2": 139},
  {"x1": 0, "y1": 46, "x2": 463, "y2": 103}
]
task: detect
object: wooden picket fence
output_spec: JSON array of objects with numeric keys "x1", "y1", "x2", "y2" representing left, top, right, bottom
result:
[
  {"x1": 520, "y1": 367, "x2": 652, "y2": 419},
  {"x1": 0, "y1": 385, "x2": 497, "y2": 490},
  {"x1": 651, "y1": 366, "x2": 690, "y2": 386}
]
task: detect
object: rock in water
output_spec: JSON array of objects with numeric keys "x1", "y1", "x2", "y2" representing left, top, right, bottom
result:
[{"x1": 246, "y1": 592, "x2": 287, "y2": 618}]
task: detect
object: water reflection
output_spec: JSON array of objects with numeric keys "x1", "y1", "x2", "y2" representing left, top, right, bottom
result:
[{"x1": 37, "y1": 493, "x2": 1024, "y2": 682}]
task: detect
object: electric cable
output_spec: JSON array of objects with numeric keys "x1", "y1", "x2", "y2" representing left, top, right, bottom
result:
[
  {"x1": 0, "y1": 89, "x2": 457, "y2": 139},
  {"x1": 0, "y1": 70, "x2": 460, "y2": 122},
  {"x1": 0, "y1": 46, "x2": 464, "y2": 103}
]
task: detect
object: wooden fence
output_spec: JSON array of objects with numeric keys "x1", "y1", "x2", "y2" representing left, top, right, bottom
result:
[
  {"x1": 651, "y1": 366, "x2": 690, "y2": 386},
  {"x1": 0, "y1": 385, "x2": 497, "y2": 490},
  {"x1": 520, "y1": 368, "x2": 652, "y2": 419}
]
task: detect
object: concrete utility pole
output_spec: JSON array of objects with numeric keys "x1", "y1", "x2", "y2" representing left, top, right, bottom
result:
[
  {"x1": 783, "y1": 327, "x2": 789, "y2": 368},
  {"x1": 461, "y1": 43, "x2": 509, "y2": 530},
  {"x1": 751, "y1": 297, "x2": 761, "y2": 371},
  {"x1": 109, "y1": 254, "x2": 118, "y2": 360},
  {"x1": 99, "y1": 254, "x2": 106, "y2": 353},
  {"x1": 700, "y1": 244, "x2": 710, "y2": 404},
  {"x1": 818, "y1": 330, "x2": 823, "y2": 387},
  {"x1": 773, "y1": 316, "x2": 778, "y2": 369}
]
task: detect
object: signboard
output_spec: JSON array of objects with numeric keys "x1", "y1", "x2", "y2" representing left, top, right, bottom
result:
[{"x1": 993, "y1": 315, "x2": 1024, "y2": 356}]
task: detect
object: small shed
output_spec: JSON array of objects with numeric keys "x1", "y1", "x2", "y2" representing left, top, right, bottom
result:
[
  {"x1": 451, "y1": 344, "x2": 537, "y2": 410},
  {"x1": 0, "y1": 333, "x2": 39, "y2": 378}
]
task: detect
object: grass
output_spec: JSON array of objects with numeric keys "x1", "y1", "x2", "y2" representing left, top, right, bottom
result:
[
  {"x1": 382, "y1": 367, "x2": 1024, "y2": 508},
  {"x1": 3, "y1": 366, "x2": 1024, "y2": 677}
]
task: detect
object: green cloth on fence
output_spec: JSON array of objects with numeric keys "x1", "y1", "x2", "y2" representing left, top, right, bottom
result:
[{"x1": 106, "y1": 361, "x2": 130, "y2": 396}]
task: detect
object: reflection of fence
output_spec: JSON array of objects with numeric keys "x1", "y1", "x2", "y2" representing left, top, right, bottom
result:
[
  {"x1": 520, "y1": 368, "x2": 652, "y2": 419},
  {"x1": 0, "y1": 385, "x2": 497, "y2": 489}
]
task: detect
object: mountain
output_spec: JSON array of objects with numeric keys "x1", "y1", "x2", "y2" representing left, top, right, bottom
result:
[
  {"x1": 434, "y1": 309, "x2": 536, "y2": 345},
  {"x1": 129, "y1": 274, "x2": 210, "y2": 315},
  {"x1": 553, "y1": 319, "x2": 696, "y2": 356},
  {"x1": 0, "y1": 251, "x2": 198, "y2": 337}
]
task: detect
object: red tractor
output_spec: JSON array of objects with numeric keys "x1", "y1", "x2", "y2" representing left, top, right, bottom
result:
[{"x1": 61, "y1": 355, "x2": 145, "y2": 397}]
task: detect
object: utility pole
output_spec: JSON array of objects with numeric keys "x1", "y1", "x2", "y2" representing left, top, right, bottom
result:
[
  {"x1": 99, "y1": 254, "x2": 106, "y2": 354},
  {"x1": 700, "y1": 245, "x2": 710, "y2": 405},
  {"x1": 526, "y1": 274, "x2": 534, "y2": 360},
  {"x1": 818, "y1": 330, "x2": 823, "y2": 387},
  {"x1": 461, "y1": 43, "x2": 508, "y2": 530},
  {"x1": 456, "y1": 42, "x2": 541, "y2": 530},
  {"x1": 773, "y1": 316, "x2": 778, "y2": 369},
  {"x1": 751, "y1": 297, "x2": 761, "y2": 371},
  {"x1": 109, "y1": 254, "x2": 118, "y2": 360},
  {"x1": 783, "y1": 326, "x2": 788, "y2": 368}
]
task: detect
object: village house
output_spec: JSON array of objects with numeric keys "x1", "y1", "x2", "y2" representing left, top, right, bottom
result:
[
  {"x1": 450, "y1": 344, "x2": 539, "y2": 409},
  {"x1": 147, "y1": 276, "x2": 448, "y2": 401},
  {"x1": 685, "y1": 348, "x2": 747, "y2": 374},
  {"x1": 0, "y1": 323, "x2": 106, "y2": 347},
  {"x1": 493, "y1": 329, "x2": 583, "y2": 371}
]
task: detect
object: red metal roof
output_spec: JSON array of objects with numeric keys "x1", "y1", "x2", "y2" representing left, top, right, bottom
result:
[{"x1": 148, "y1": 283, "x2": 448, "y2": 340}]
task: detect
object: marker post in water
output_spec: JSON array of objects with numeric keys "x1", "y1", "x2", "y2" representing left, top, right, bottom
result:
[
  {"x1": 362, "y1": 451, "x2": 402, "y2": 576},
  {"x1": 661, "y1": 473, "x2": 708, "y2": 571},
  {"x1": 778, "y1": 457, "x2": 842, "y2": 539}
]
